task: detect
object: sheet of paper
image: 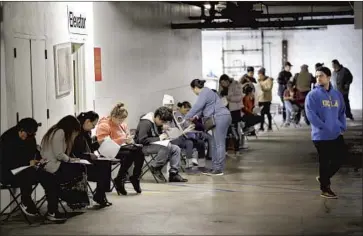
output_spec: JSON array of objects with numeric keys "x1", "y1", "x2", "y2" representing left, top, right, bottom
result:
[
  {"x1": 98, "y1": 136, "x2": 120, "y2": 159},
  {"x1": 253, "y1": 106, "x2": 261, "y2": 115},
  {"x1": 152, "y1": 140, "x2": 170, "y2": 147},
  {"x1": 96, "y1": 157, "x2": 119, "y2": 162},
  {"x1": 11, "y1": 166, "x2": 31, "y2": 175},
  {"x1": 166, "y1": 127, "x2": 183, "y2": 140}
]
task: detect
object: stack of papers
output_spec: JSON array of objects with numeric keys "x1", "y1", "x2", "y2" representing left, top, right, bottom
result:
[
  {"x1": 152, "y1": 140, "x2": 170, "y2": 147},
  {"x1": 98, "y1": 136, "x2": 120, "y2": 159}
]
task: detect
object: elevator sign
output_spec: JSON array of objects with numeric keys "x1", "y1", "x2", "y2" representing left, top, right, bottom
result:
[{"x1": 68, "y1": 7, "x2": 87, "y2": 35}]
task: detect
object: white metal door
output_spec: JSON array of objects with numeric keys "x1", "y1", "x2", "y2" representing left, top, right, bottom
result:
[
  {"x1": 30, "y1": 39, "x2": 48, "y2": 143},
  {"x1": 13, "y1": 38, "x2": 32, "y2": 122}
]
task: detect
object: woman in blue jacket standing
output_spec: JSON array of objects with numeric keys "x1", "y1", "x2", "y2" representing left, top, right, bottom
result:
[{"x1": 185, "y1": 79, "x2": 232, "y2": 176}]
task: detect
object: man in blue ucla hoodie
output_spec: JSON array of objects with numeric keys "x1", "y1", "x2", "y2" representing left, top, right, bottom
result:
[{"x1": 305, "y1": 66, "x2": 347, "y2": 199}]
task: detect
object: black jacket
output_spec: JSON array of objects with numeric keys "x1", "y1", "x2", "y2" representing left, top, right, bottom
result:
[
  {"x1": 0, "y1": 126, "x2": 40, "y2": 182},
  {"x1": 134, "y1": 113, "x2": 162, "y2": 145},
  {"x1": 71, "y1": 130, "x2": 100, "y2": 161},
  {"x1": 277, "y1": 70, "x2": 292, "y2": 96}
]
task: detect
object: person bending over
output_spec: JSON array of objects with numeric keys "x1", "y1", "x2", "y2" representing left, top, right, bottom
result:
[
  {"x1": 96, "y1": 103, "x2": 144, "y2": 195},
  {"x1": 305, "y1": 66, "x2": 347, "y2": 199},
  {"x1": 185, "y1": 79, "x2": 231, "y2": 176},
  {"x1": 241, "y1": 85, "x2": 263, "y2": 132},
  {"x1": 0, "y1": 118, "x2": 43, "y2": 217},
  {"x1": 40, "y1": 115, "x2": 88, "y2": 221},
  {"x1": 134, "y1": 107, "x2": 187, "y2": 182},
  {"x1": 72, "y1": 111, "x2": 112, "y2": 207}
]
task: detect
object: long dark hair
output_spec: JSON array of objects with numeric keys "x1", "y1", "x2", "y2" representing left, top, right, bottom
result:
[
  {"x1": 190, "y1": 79, "x2": 206, "y2": 89},
  {"x1": 77, "y1": 111, "x2": 99, "y2": 128},
  {"x1": 177, "y1": 101, "x2": 191, "y2": 109},
  {"x1": 41, "y1": 115, "x2": 81, "y2": 155}
]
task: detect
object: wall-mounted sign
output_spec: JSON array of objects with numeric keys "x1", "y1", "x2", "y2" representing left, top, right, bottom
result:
[
  {"x1": 68, "y1": 6, "x2": 87, "y2": 35},
  {"x1": 94, "y1": 48, "x2": 102, "y2": 82}
]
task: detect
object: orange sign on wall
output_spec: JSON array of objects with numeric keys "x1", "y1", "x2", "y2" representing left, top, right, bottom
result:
[{"x1": 94, "y1": 47, "x2": 102, "y2": 82}]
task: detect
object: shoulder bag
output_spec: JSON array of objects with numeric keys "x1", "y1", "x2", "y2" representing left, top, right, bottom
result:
[{"x1": 203, "y1": 92, "x2": 217, "y2": 131}]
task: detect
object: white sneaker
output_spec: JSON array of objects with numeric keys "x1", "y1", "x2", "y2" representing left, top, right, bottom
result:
[
  {"x1": 191, "y1": 157, "x2": 199, "y2": 166},
  {"x1": 186, "y1": 159, "x2": 194, "y2": 169}
]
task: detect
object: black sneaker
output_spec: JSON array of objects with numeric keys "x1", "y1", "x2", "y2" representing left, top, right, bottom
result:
[
  {"x1": 259, "y1": 128, "x2": 265, "y2": 132},
  {"x1": 169, "y1": 173, "x2": 188, "y2": 182},
  {"x1": 203, "y1": 169, "x2": 224, "y2": 176},
  {"x1": 129, "y1": 176, "x2": 142, "y2": 194},
  {"x1": 46, "y1": 212, "x2": 66, "y2": 223},
  {"x1": 150, "y1": 166, "x2": 166, "y2": 182},
  {"x1": 320, "y1": 188, "x2": 338, "y2": 199},
  {"x1": 19, "y1": 203, "x2": 39, "y2": 217},
  {"x1": 267, "y1": 127, "x2": 273, "y2": 131}
]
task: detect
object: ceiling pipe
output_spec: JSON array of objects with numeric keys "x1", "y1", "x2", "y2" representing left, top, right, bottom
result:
[
  {"x1": 188, "y1": 10, "x2": 354, "y2": 20},
  {"x1": 171, "y1": 17, "x2": 354, "y2": 29}
]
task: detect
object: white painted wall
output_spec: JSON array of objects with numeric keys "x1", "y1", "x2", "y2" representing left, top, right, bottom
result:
[
  {"x1": 202, "y1": 25, "x2": 363, "y2": 109},
  {"x1": 1, "y1": 1, "x2": 95, "y2": 211},
  {"x1": 2, "y1": 2, "x2": 95, "y2": 132},
  {"x1": 93, "y1": 2, "x2": 202, "y2": 128}
]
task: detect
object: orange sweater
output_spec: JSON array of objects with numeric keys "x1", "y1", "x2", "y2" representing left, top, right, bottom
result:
[{"x1": 96, "y1": 117, "x2": 130, "y2": 145}]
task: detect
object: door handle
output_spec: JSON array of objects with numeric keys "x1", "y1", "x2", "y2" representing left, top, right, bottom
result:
[{"x1": 37, "y1": 122, "x2": 42, "y2": 127}]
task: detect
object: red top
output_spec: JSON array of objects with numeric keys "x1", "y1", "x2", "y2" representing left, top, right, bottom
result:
[{"x1": 242, "y1": 96, "x2": 255, "y2": 114}]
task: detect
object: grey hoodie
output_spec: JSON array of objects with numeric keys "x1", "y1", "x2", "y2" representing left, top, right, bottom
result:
[{"x1": 134, "y1": 112, "x2": 161, "y2": 145}]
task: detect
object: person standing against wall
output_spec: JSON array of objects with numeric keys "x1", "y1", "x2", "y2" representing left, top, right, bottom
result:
[
  {"x1": 277, "y1": 62, "x2": 292, "y2": 124},
  {"x1": 185, "y1": 79, "x2": 231, "y2": 176},
  {"x1": 305, "y1": 66, "x2": 347, "y2": 199},
  {"x1": 331, "y1": 59, "x2": 354, "y2": 120},
  {"x1": 257, "y1": 68, "x2": 274, "y2": 131}
]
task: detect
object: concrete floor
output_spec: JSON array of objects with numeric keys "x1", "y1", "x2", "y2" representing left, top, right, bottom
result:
[{"x1": 1, "y1": 117, "x2": 362, "y2": 235}]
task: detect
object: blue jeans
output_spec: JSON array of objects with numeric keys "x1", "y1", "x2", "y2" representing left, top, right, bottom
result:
[
  {"x1": 284, "y1": 101, "x2": 299, "y2": 123},
  {"x1": 211, "y1": 114, "x2": 232, "y2": 171}
]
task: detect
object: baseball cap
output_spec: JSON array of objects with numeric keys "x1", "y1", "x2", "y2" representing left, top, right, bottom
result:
[
  {"x1": 284, "y1": 62, "x2": 292, "y2": 67},
  {"x1": 301, "y1": 64, "x2": 309, "y2": 69},
  {"x1": 315, "y1": 63, "x2": 324, "y2": 68}
]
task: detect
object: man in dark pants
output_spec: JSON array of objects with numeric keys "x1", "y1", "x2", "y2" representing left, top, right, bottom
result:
[
  {"x1": 0, "y1": 118, "x2": 41, "y2": 216},
  {"x1": 277, "y1": 62, "x2": 292, "y2": 124},
  {"x1": 305, "y1": 67, "x2": 347, "y2": 199},
  {"x1": 331, "y1": 59, "x2": 354, "y2": 120}
]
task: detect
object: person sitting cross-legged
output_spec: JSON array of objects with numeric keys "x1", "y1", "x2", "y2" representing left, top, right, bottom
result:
[
  {"x1": 96, "y1": 103, "x2": 144, "y2": 196},
  {"x1": 134, "y1": 107, "x2": 187, "y2": 182}
]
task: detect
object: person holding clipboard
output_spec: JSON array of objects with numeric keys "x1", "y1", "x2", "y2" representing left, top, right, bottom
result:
[{"x1": 96, "y1": 103, "x2": 144, "y2": 196}]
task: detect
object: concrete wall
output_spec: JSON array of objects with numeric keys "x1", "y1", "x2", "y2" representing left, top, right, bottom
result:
[
  {"x1": 93, "y1": 2, "x2": 202, "y2": 128},
  {"x1": 2, "y1": 2, "x2": 95, "y2": 133},
  {"x1": 202, "y1": 25, "x2": 363, "y2": 109}
]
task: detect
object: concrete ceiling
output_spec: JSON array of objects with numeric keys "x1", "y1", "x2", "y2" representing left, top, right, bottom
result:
[{"x1": 170, "y1": 1, "x2": 355, "y2": 29}]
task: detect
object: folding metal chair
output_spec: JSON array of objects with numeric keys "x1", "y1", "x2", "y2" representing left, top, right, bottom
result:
[
  {"x1": 0, "y1": 183, "x2": 39, "y2": 224},
  {"x1": 140, "y1": 154, "x2": 167, "y2": 183},
  {"x1": 35, "y1": 195, "x2": 68, "y2": 218}
]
